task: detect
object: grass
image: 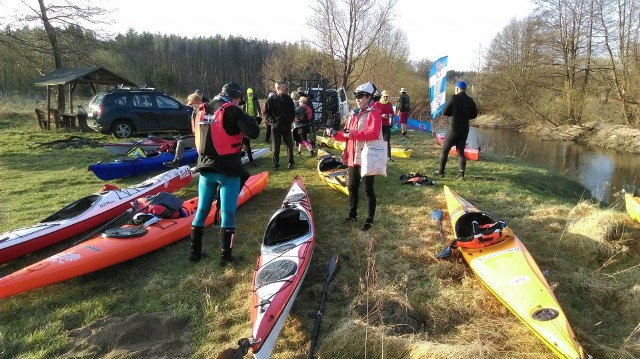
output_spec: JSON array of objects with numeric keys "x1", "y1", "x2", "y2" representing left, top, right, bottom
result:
[{"x1": 1, "y1": 105, "x2": 640, "y2": 359}]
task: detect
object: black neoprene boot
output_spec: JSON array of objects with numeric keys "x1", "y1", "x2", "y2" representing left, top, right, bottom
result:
[
  {"x1": 220, "y1": 228, "x2": 241, "y2": 266},
  {"x1": 189, "y1": 226, "x2": 204, "y2": 262}
]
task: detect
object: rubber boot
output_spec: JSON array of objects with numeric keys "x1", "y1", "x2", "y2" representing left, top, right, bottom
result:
[
  {"x1": 189, "y1": 226, "x2": 204, "y2": 262},
  {"x1": 219, "y1": 228, "x2": 241, "y2": 266}
]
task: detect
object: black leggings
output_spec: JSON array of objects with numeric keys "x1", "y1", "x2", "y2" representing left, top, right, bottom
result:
[
  {"x1": 271, "y1": 130, "x2": 295, "y2": 165},
  {"x1": 439, "y1": 129, "x2": 468, "y2": 174},
  {"x1": 382, "y1": 125, "x2": 391, "y2": 158},
  {"x1": 347, "y1": 166, "x2": 376, "y2": 220}
]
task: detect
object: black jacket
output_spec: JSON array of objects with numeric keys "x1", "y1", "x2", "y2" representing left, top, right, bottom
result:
[
  {"x1": 264, "y1": 93, "x2": 295, "y2": 132},
  {"x1": 443, "y1": 92, "x2": 478, "y2": 133},
  {"x1": 196, "y1": 96, "x2": 261, "y2": 177}
]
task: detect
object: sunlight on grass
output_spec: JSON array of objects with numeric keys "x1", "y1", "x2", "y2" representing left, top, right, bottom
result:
[{"x1": 1, "y1": 117, "x2": 640, "y2": 358}]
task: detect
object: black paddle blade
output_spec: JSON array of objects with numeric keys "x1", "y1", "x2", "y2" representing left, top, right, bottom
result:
[
  {"x1": 326, "y1": 253, "x2": 340, "y2": 281},
  {"x1": 436, "y1": 246, "x2": 453, "y2": 259},
  {"x1": 430, "y1": 209, "x2": 443, "y2": 221}
]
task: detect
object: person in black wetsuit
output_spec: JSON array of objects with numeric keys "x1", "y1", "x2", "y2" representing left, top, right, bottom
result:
[{"x1": 434, "y1": 81, "x2": 478, "y2": 180}]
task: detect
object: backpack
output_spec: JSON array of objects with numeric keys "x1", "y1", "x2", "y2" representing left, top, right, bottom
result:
[
  {"x1": 193, "y1": 102, "x2": 243, "y2": 157},
  {"x1": 133, "y1": 192, "x2": 185, "y2": 220}
]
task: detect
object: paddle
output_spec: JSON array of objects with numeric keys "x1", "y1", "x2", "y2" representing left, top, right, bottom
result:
[
  {"x1": 430, "y1": 209, "x2": 445, "y2": 245},
  {"x1": 307, "y1": 253, "x2": 340, "y2": 359},
  {"x1": 431, "y1": 209, "x2": 454, "y2": 259}
]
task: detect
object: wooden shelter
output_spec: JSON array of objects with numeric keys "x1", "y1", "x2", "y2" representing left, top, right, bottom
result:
[{"x1": 32, "y1": 67, "x2": 137, "y2": 129}]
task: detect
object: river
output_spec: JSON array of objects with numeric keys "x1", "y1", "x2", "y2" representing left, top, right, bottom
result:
[{"x1": 466, "y1": 127, "x2": 640, "y2": 206}]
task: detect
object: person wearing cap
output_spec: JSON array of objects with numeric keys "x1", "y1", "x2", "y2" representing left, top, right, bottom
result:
[
  {"x1": 163, "y1": 93, "x2": 202, "y2": 168},
  {"x1": 189, "y1": 82, "x2": 260, "y2": 266},
  {"x1": 434, "y1": 81, "x2": 478, "y2": 180},
  {"x1": 374, "y1": 90, "x2": 395, "y2": 160},
  {"x1": 264, "y1": 80, "x2": 296, "y2": 169},
  {"x1": 241, "y1": 87, "x2": 262, "y2": 166},
  {"x1": 395, "y1": 88, "x2": 410, "y2": 141},
  {"x1": 326, "y1": 81, "x2": 383, "y2": 231}
]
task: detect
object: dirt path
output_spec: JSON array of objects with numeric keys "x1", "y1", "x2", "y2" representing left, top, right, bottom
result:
[
  {"x1": 473, "y1": 114, "x2": 640, "y2": 154},
  {"x1": 61, "y1": 311, "x2": 192, "y2": 358}
]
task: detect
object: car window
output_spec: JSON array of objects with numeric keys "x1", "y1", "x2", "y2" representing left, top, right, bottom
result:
[
  {"x1": 133, "y1": 94, "x2": 154, "y2": 108},
  {"x1": 111, "y1": 94, "x2": 128, "y2": 106},
  {"x1": 155, "y1": 95, "x2": 180, "y2": 110}
]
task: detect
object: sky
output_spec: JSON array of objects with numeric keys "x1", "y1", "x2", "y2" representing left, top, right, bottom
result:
[{"x1": 2, "y1": 0, "x2": 536, "y2": 71}]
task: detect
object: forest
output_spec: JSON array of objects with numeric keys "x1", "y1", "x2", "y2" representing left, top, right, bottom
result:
[{"x1": 2, "y1": 0, "x2": 640, "y2": 127}]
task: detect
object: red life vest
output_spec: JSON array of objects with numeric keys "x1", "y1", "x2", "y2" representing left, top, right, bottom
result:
[
  {"x1": 453, "y1": 221, "x2": 513, "y2": 249},
  {"x1": 193, "y1": 102, "x2": 244, "y2": 156}
]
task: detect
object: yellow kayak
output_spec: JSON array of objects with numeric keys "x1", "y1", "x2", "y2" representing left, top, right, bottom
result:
[
  {"x1": 443, "y1": 185, "x2": 589, "y2": 359},
  {"x1": 317, "y1": 149, "x2": 348, "y2": 195},
  {"x1": 624, "y1": 193, "x2": 640, "y2": 223},
  {"x1": 316, "y1": 136, "x2": 412, "y2": 158}
]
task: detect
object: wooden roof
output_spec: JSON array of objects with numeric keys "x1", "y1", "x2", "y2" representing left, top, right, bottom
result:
[{"x1": 32, "y1": 67, "x2": 137, "y2": 87}]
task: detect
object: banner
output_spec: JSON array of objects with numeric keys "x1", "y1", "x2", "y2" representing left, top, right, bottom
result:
[{"x1": 429, "y1": 56, "x2": 448, "y2": 119}]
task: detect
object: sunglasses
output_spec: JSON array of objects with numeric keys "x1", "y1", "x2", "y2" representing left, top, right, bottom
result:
[
  {"x1": 383, "y1": 96, "x2": 388, "y2": 98},
  {"x1": 354, "y1": 93, "x2": 367, "y2": 99}
]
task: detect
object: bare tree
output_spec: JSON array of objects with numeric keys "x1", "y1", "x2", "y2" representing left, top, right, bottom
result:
[
  {"x1": 307, "y1": 0, "x2": 398, "y2": 91},
  {"x1": 594, "y1": 0, "x2": 640, "y2": 125},
  {"x1": 534, "y1": 0, "x2": 596, "y2": 124},
  {"x1": 3, "y1": 0, "x2": 109, "y2": 110}
]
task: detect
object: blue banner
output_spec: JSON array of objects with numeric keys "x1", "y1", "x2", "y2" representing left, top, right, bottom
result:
[{"x1": 429, "y1": 56, "x2": 448, "y2": 119}]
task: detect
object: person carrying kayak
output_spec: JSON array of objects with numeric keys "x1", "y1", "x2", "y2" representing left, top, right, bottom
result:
[
  {"x1": 326, "y1": 82, "x2": 382, "y2": 231},
  {"x1": 190, "y1": 82, "x2": 260, "y2": 266},
  {"x1": 433, "y1": 81, "x2": 478, "y2": 180}
]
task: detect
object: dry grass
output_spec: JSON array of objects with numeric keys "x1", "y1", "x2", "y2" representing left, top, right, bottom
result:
[{"x1": 2, "y1": 108, "x2": 640, "y2": 359}]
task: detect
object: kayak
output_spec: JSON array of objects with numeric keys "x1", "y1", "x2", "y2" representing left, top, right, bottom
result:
[
  {"x1": 317, "y1": 149, "x2": 348, "y2": 195},
  {"x1": 435, "y1": 132, "x2": 480, "y2": 161},
  {"x1": 242, "y1": 147, "x2": 270, "y2": 164},
  {"x1": 0, "y1": 166, "x2": 193, "y2": 264},
  {"x1": 89, "y1": 148, "x2": 199, "y2": 180},
  {"x1": 624, "y1": 193, "x2": 640, "y2": 223},
  {"x1": 103, "y1": 137, "x2": 174, "y2": 155},
  {"x1": 316, "y1": 136, "x2": 412, "y2": 158},
  {"x1": 0, "y1": 172, "x2": 269, "y2": 299},
  {"x1": 249, "y1": 175, "x2": 315, "y2": 358},
  {"x1": 392, "y1": 114, "x2": 432, "y2": 133},
  {"x1": 88, "y1": 147, "x2": 269, "y2": 181},
  {"x1": 443, "y1": 185, "x2": 588, "y2": 359}
]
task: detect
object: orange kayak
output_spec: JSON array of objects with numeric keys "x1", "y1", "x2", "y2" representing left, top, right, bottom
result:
[
  {"x1": 435, "y1": 132, "x2": 480, "y2": 161},
  {"x1": 0, "y1": 172, "x2": 269, "y2": 299},
  {"x1": 443, "y1": 185, "x2": 588, "y2": 359}
]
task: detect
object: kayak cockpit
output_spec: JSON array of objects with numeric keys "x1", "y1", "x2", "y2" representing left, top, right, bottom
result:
[{"x1": 264, "y1": 208, "x2": 310, "y2": 246}]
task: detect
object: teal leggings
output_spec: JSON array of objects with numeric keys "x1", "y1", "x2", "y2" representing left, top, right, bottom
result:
[{"x1": 192, "y1": 172, "x2": 240, "y2": 229}]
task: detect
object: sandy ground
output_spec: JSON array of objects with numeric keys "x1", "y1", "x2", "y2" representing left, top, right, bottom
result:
[
  {"x1": 473, "y1": 114, "x2": 640, "y2": 154},
  {"x1": 60, "y1": 312, "x2": 192, "y2": 358}
]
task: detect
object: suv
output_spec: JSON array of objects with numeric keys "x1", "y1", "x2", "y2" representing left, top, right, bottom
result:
[
  {"x1": 86, "y1": 88, "x2": 193, "y2": 138},
  {"x1": 295, "y1": 79, "x2": 349, "y2": 129},
  {"x1": 307, "y1": 87, "x2": 349, "y2": 129}
]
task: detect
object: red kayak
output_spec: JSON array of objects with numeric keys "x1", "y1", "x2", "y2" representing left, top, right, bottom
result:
[
  {"x1": 0, "y1": 166, "x2": 193, "y2": 264},
  {"x1": 247, "y1": 176, "x2": 315, "y2": 358},
  {"x1": 0, "y1": 171, "x2": 269, "y2": 299},
  {"x1": 435, "y1": 132, "x2": 480, "y2": 161}
]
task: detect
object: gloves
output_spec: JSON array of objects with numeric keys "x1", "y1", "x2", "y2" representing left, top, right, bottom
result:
[{"x1": 325, "y1": 128, "x2": 336, "y2": 136}]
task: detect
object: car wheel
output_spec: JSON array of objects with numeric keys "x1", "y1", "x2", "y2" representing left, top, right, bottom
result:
[{"x1": 111, "y1": 120, "x2": 135, "y2": 139}]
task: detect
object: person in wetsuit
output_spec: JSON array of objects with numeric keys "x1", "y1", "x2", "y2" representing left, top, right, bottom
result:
[
  {"x1": 189, "y1": 82, "x2": 260, "y2": 266},
  {"x1": 434, "y1": 81, "x2": 478, "y2": 180}
]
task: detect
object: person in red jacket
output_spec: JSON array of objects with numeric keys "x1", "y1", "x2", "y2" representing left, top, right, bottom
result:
[
  {"x1": 374, "y1": 90, "x2": 395, "y2": 160},
  {"x1": 326, "y1": 82, "x2": 382, "y2": 231}
]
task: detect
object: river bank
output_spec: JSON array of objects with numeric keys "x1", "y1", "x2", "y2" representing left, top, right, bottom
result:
[{"x1": 473, "y1": 114, "x2": 640, "y2": 154}]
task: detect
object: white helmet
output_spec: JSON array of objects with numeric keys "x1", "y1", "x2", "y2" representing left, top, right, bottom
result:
[{"x1": 354, "y1": 82, "x2": 375, "y2": 96}]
